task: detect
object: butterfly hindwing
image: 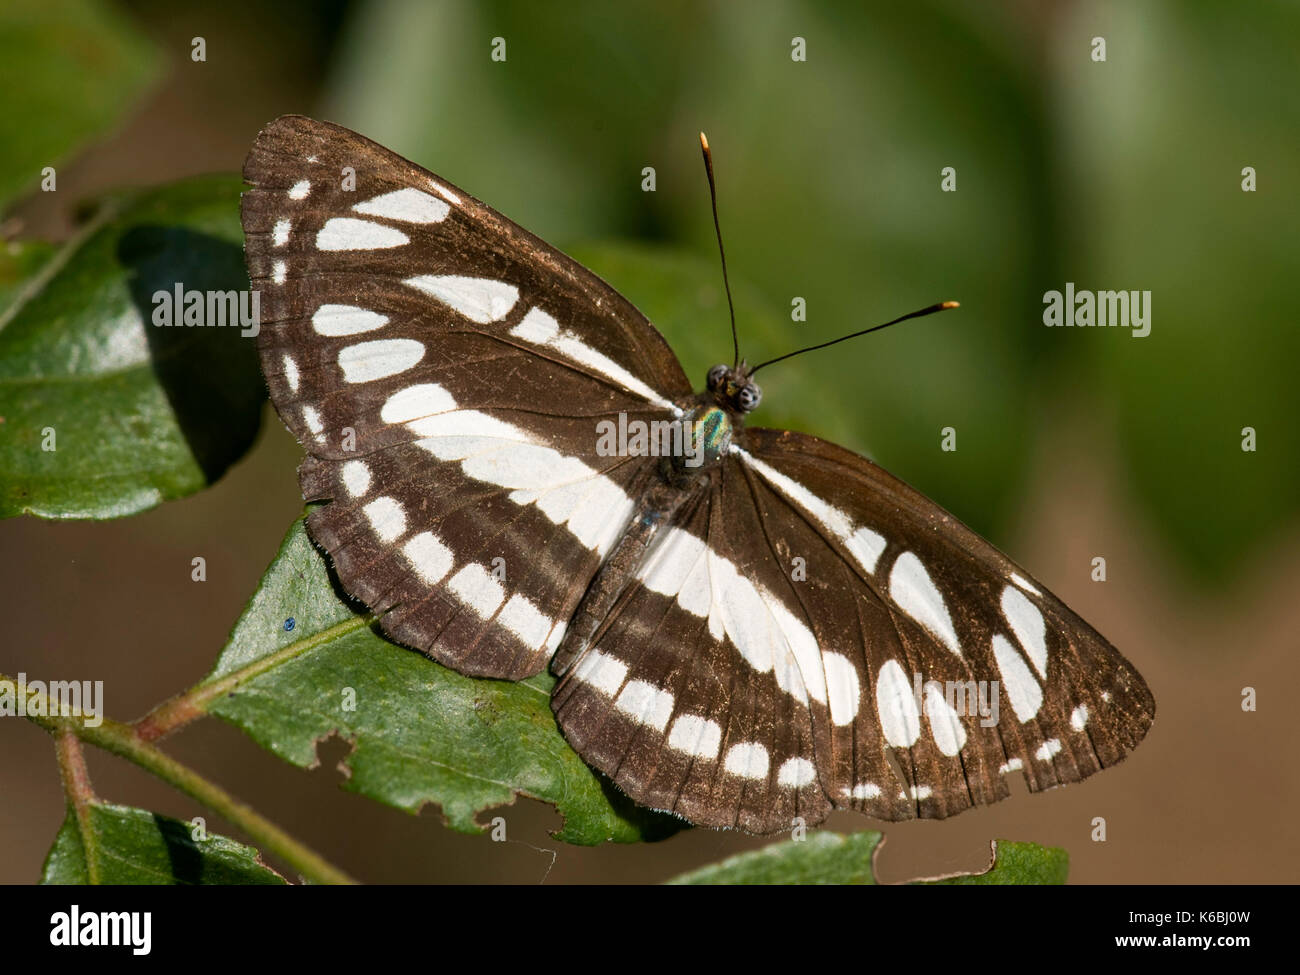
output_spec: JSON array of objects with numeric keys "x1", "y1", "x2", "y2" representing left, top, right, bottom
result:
[
  {"x1": 243, "y1": 116, "x2": 690, "y2": 677},
  {"x1": 552, "y1": 479, "x2": 834, "y2": 833}
]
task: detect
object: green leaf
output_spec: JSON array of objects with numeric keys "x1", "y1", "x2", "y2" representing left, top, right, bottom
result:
[
  {"x1": 206, "y1": 516, "x2": 682, "y2": 846},
  {"x1": 919, "y1": 839, "x2": 1069, "y2": 886},
  {"x1": 0, "y1": 176, "x2": 265, "y2": 520},
  {"x1": 42, "y1": 802, "x2": 286, "y2": 885},
  {"x1": 668, "y1": 833, "x2": 1068, "y2": 885},
  {"x1": 667, "y1": 831, "x2": 883, "y2": 885},
  {"x1": 1073, "y1": 1, "x2": 1300, "y2": 580},
  {"x1": 0, "y1": 0, "x2": 159, "y2": 211}
]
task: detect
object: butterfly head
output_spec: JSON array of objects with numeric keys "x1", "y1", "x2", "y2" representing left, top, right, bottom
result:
[{"x1": 706, "y1": 363, "x2": 762, "y2": 415}]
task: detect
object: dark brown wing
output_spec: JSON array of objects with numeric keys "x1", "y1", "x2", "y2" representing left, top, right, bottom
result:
[{"x1": 242, "y1": 116, "x2": 692, "y2": 678}]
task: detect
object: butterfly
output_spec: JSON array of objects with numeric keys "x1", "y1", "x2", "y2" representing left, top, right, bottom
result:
[{"x1": 241, "y1": 115, "x2": 1154, "y2": 834}]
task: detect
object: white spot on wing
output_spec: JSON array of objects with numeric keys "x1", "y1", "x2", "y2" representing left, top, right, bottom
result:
[
  {"x1": 723, "y1": 742, "x2": 770, "y2": 780},
  {"x1": 509, "y1": 306, "x2": 560, "y2": 344},
  {"x1": 312, "y1": 304, "x2": 389, "y2": 337},
  {"x1": 544, "y1": 621, "x2": 566, "y2": 658},
  {"x1": 668, "y1": 714, "x2": 722, "y2": 760},
  {"x1": 337, "y1": 338, "x2": 424, "y2": 383},
  {"x1": 448, "y1": 562, "x2": 506, "y2": 618},
  {"x1": 340, "y1": 460, "x2": 370, "y2": 498},
  {"x1": 316, "y1": 217, "x2": 409, "y2": 251},
  {"x1": 889, "y1": 552, "x2": 961, "y2": 655},
  {"x1": 615, "y1": 680, "x2": 675, "y2": 732},
  {"x1": 992, "y1": 634, "x2": 1043, "y2": 722},
  {"x1": 300, "y1": 404, "x2": 323, "y2": 436},
  {"x1": 999, "y1": 758, "x2": 1023, "y2": 774},
  {"x1": 923, "y1": 683, "x2": 968, "y2": 756},
  {"x1": 272, "y1": 260, "x2": 286, "y2": 285},
  {"x1": 380, "y1": 383, "x2": 457, "y2": 423},
  {"x1": 362, "y1": 496, "x2": 406, "y2": 543},
  {"x1": 1035, "y1": 738, "x2": 1062, "y2": 761},
  {"x1": 288, "y1": 180, "x2": 311, "y2": 200},
  {"x1": 404, "y1": 274, "x2": 518, "y2": 323},
  {"x1": 403, "y1": 532, "x2": 453, "y2": 584},
  {"x1": 572, "y1": 650, "x2": 628, "y2": 697},
  {"x1": 410, "y1": 409, "x2": 633, "y2": 557},
  {"x1": 735, "y1": 449, "x2": 887, "y2": 575},
  {"x1": 1070, "y1": 704, "x2": 1089, "y2": 731},
  {"x1": 777, "y1": 756, "x2": 817, "y2": 788},
  {"x1": 1010, "y1": 573, "x2": 1041, "y2": 596},
  {"x1": 823, "y1": 652, "x2": 861, "y2": 726},
  {"x1": 273, "y1": 219, "x2": 290, "y2": 246},
  {"x1": 496, "y1": 593, "x2": 553, "y2": 650},
  {"x1": 1002, "y1": 585, "x2": 1047, "y2": 678},
  {"x1": 876, "y1": 659, "x2": 921, "y2": 747},
  {"x1": 381, "y1": 382, "x2": 636, "y2": 558},
  {"x1": 635, "y1": 527, "x2": 825, "y2": 706},
  {"x1": 353, "y1": 187, "x2": 450, "y2": 224},
  {"x1": 508, "y1": 307, "x2": 679, "y2": 412},
  {"x1": 281, "y1": 354, "x2": 299, "y2": 393},
  {"x1": 849, "y1": 782, "x2": 882, "y2": 800},
  {"x1": 428, "y1": 179, "x2": 461, "y2": 205}
]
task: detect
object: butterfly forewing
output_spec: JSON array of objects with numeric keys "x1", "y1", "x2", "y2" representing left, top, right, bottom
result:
[
  {"x1": 732, "y1": 427, "x2": 1154, "y2": 817},
  {"x1": 243, "y1": 116, "x2": 690, "y2": 677},
  {"x1": 243, "y1": 115, "x2": 1154, "y2": 833}
]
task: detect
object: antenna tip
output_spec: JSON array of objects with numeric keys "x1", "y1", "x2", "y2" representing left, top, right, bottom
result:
[
  {"x1": 941, "y1": 300, "x2": 960, "y2": 309},
  {"x1": 699, "y1": 132, "x2": 710, "y2": 151}
]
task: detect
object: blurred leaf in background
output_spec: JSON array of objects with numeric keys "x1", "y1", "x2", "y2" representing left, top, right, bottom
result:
[
  {"x1": 0, "y1": 0, "x2": 159, "y2": 211},
  {"x1": 1064, "y1": 1, "x2": 1300, "y2": 582}
]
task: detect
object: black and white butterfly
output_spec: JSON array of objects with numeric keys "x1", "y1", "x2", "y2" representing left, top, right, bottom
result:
[{"x1": 241, "y1": 116, "x2": 1154, "y2": 834}]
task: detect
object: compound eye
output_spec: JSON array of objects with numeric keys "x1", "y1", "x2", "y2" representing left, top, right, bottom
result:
[
  {"x1": 737, "y1": 383, "x2": 762, "y2": 411},
  {"x1": 707, "y1": 364, "x2": 728, "y2": 390}
]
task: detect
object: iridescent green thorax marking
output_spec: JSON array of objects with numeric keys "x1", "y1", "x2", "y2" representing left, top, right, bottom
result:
[
  {"x1": 694, "y1": 406, "x2": 732, "y2": 464},
  {"x1": 661, "y1": 404, "x2": 733, "y2": 483}
]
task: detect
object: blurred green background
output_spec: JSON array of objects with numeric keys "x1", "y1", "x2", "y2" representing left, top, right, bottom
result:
[{"x1": 1, "y1": 0, "x2": 1297, "y2": 883}]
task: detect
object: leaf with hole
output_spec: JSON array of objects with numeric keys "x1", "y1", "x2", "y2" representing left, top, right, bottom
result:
[{"x1": 206, "y1": 516, "x2": 683, "y2": 846}]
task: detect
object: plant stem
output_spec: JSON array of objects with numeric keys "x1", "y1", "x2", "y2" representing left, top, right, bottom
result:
[
  {"x1": 135, "y1": 615, "x2": 372, "y2": 741},
  {"x1": 5, "y1": 672, "x2": 356, "y2": 885},
  {"x1": 53, "y1": 729, "x2": 100, "y2": 884}
]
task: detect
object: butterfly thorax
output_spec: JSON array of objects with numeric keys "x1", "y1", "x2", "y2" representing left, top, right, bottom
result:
[
  {"x1": 657, "y1": 363, "x2": 762, "y2": 485},
  {"x1": 657, "y1": 401, "x2": 732, "y2": 488}
]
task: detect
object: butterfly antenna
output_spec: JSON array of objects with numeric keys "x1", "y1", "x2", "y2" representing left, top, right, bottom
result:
[
  {"x1": 699, "y1": 132, "x2": 740, "y2": 369},
  {"x1": 749, "y1": 301, "x2": 960, "y2": 374}
]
